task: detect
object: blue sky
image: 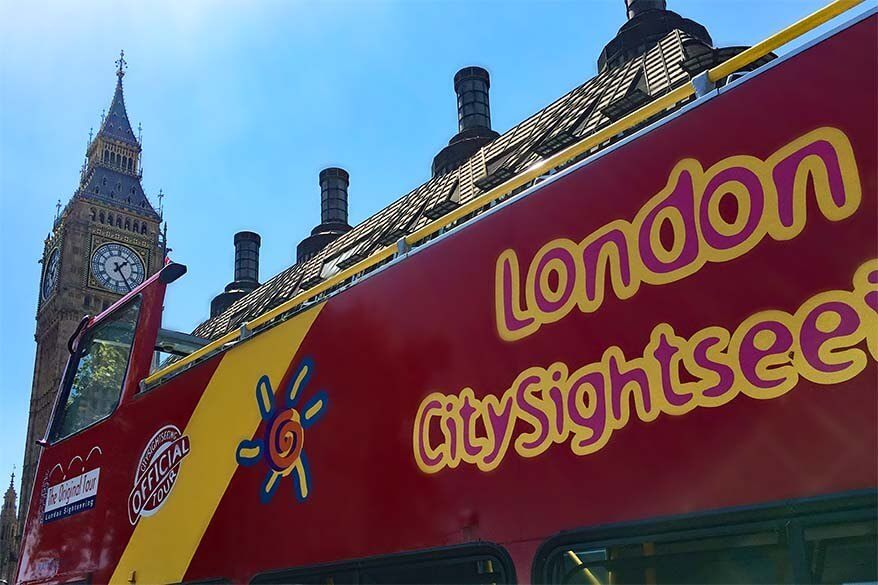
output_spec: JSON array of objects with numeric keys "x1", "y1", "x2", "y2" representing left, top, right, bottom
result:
[{"x1": 0, "y1": 0, "x2": 873, "y2": 504}]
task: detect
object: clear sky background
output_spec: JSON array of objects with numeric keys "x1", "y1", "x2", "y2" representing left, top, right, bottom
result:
[{"x1": 0, "y1": 0, "x2": 874, "y2": 504}]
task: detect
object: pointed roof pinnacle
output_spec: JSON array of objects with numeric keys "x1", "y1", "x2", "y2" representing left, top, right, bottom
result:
[
  {"x1": 96, "y1": 50, "x2": 138, "y2": 147},
  {"x1": 116, "y1": 49, "x2": 127, "y2": 83}
]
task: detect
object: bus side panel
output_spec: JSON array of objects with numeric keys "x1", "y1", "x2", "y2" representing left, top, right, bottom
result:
[
  {"x1": 41, "y1": 15, "x2": 874, "y2": 585},
  {"x1": 182, "y1": 17, "x2": 877, "y2": 584}
]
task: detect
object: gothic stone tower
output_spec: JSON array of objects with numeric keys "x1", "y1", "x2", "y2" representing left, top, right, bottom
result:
[
  {"x1": 0, "y1": 474, "x2": 18, "y2": 583},
  {"x1": 18, "y1": 52, "x2": 165, "y2": 535}
]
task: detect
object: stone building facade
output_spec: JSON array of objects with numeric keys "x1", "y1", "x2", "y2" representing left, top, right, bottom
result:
[
  {"x1": 17, "y1": 53, "x2": 165, "y2": 550},
  {"x1": 0, "y1": 474, "x2": 18, "y2": 583}
]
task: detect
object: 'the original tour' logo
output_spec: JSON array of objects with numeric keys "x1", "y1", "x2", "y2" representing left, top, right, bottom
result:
[
  {"x1": 42, "y1": 446, "x2": 102, "y2": 524},
  {"x1": 128, "y1": 424, "x2": 190, "y2": 525}
]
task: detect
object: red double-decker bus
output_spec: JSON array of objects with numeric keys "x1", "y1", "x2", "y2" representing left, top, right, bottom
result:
[{"x1": 15, "y1": 5, "x2": 877, "y2": 585}]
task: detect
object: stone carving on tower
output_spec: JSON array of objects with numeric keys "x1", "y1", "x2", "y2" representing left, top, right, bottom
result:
[{"x1": 17, "y1": 52, "x2": 166, "y2": 542}]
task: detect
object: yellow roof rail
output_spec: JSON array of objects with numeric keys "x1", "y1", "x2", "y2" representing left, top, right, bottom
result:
[{"x1": 143, "y1": 0, "x2": 866, "y2": 388}]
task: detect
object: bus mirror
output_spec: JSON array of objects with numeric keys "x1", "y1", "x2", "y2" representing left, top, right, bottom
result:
[
  {"x1": 67, "y1": 315, "x2": 91, "y2": 354},
  {"x1": 159, "y1": 262, "x2": 187, "y2": 284}
]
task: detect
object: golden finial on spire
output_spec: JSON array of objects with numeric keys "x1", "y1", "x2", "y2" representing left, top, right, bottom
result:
[{"x1": 116, "y1": 49, "x2": 127, "y2": 82}]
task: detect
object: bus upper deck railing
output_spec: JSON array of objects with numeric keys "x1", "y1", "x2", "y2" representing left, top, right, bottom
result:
[{"x1": 142, "y1": 0, "x2": 866, "y2": 389}]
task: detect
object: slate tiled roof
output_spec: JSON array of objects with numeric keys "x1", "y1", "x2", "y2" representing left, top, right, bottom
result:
[
  {"x1": 98, "y1": 80, "x2": 140, "y2": 146},
  {"x1": 193, "y1": 27, "x2": 748, "y2": 339},
  {"x1": 77, "y1": 165, "x2": 160, "y2": 221},
  {"x1": 73, "y1": 66, "x2": 161, "y2": 221}
]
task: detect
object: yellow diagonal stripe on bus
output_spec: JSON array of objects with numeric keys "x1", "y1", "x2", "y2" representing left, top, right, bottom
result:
[{"x1": 110, "y1": 304, "x2": 325, "y2": 585}]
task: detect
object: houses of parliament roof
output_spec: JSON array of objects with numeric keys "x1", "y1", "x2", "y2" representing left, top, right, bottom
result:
[{"x1": 194, "y1": 1, "x2": 771, "y2": 339}]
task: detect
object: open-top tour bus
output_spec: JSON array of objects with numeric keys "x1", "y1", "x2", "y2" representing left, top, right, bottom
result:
[{"x1": 16, "y1": 3, "x2": 877, "y2": 584}]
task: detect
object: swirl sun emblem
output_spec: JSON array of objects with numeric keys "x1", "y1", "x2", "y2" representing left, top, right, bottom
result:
[{"x1": 235, "y1": 359, "x2": 328, "y2": 503}]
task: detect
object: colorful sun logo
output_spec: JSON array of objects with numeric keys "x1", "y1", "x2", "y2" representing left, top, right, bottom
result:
[{"x1": 235, "y1": 358, "x2": 328, "y2": 503}]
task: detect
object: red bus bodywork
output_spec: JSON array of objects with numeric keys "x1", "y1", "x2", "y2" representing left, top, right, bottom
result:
[{"x1": 16, "y1": 13, "x2": 877, "y2": 585}]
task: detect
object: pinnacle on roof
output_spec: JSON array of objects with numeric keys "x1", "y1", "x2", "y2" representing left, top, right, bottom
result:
[
  {"x1": 4, "y1": 471, "x2": 14, "y2": 503},
  {"x1": 96, "y1": 50, "x2": 140, "y2": 147}
]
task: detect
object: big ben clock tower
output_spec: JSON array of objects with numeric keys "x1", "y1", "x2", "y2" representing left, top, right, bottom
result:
[{"x1": 18, "y1": 52, "x2": 166, "y2": 531}]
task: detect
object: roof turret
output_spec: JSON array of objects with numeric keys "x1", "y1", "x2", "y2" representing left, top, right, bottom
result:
[
  {"x1": 95, "y1": 51, "x2": 140, "y2": 146},
  {"x1": 3, "y1": 472, "x2": 14, "y2": 509}
]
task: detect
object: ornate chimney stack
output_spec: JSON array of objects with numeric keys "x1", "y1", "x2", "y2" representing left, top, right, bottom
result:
[
  {"x1": 318, "y1": 167, "x2": 350, "y2": 227},
  {"x1": 210, "y1": 231, "x2": 261, "y2": 317},
  {"x1": 432, "y1": 66, "x2": 500, "y2": 177},
  {"x1": 454, "y1": 66, "x2": 493, "y2": 133},
  {"x1": 296, "y1": 168, "x2": 353, "y2": 263},
  {"x1": 626, "y1": 0, "x2": 666, "y2": 18},
  {"x1": 599, "y1": 0, "x2": 711, "y2": 73},
  {"x1": 232, "y1": 231, "x2": 261, "y2": 286}
]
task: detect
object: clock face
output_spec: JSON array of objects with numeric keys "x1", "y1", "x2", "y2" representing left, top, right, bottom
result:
[
  {"x1": 41, "y1": 248, "x2": 60, "y2": 300},
  {"x1": 91, "y1": 243, "x2": 145, "y2": 294}
]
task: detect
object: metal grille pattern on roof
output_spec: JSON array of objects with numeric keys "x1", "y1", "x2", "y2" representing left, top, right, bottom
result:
[{"x1": 194, "y1": 23, "x2": 750, "y2": 340}]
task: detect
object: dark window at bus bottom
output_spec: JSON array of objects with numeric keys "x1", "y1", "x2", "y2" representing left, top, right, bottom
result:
[
  {"x1": 254, "y1": 549, "x2": 510, "y2": 585},
  {"x1": 805, "y1": 521, "x2": 877, "y2": 584},
  {"x1": 545, "y1": 514, "x2": 876, "y2": 585}
]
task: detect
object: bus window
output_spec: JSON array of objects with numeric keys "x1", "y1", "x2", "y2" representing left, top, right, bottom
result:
[
  {"x1": 361, "y1": 554, "x2": 506, "y2": 584},
  {"x1": 548, "y1": 530, "x2": 790, "y2": 584},
  {"x1": 252, "y1": 544, "x2": 513, "y2": 585},
  {"x1": 51, "y1": 297, "x2": 141, "y2": 440},
  {"x1": 537, "y1": 494, "x2": 877, "y2": 585},
  {"x1": 804, "y1": 520, "x2": 877, "y2": 584}
]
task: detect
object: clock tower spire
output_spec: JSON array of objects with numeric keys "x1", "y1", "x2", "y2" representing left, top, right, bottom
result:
[{"x1": 17, "y1": 52, "x2": 167, "y2": 542}]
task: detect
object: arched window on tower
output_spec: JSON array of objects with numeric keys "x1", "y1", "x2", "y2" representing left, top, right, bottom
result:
[
  {"x1": 116, "y1": 216, "x2": 122, "y2": 228},
  {"x1": 103, "y1": 150, "x2": 109, "y2": 162},
  {"x1": 127, "y1": 158, "x2": 133, "y2": 172},
  {"x1": 90, "y1": 208, "x2": 96, "y2": 221},
  {"x1": 141, "y1": 224, "x2": 147, "y2": 235},
  {"x1": 107, "y1": 213, "x2": 114, "y2": 226},
  {"x1": 125, "y1": 218, "x2": 131, "y2": 230},
  {"x1": 99, "y1": 210, "x2": 105, "y2": 223},
  {"x1": 122, "y1": 156, "x2": 127, "y2": 170},
  {"x1": 133, "y1": 220, "x2": 139, "y2": 233}
]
